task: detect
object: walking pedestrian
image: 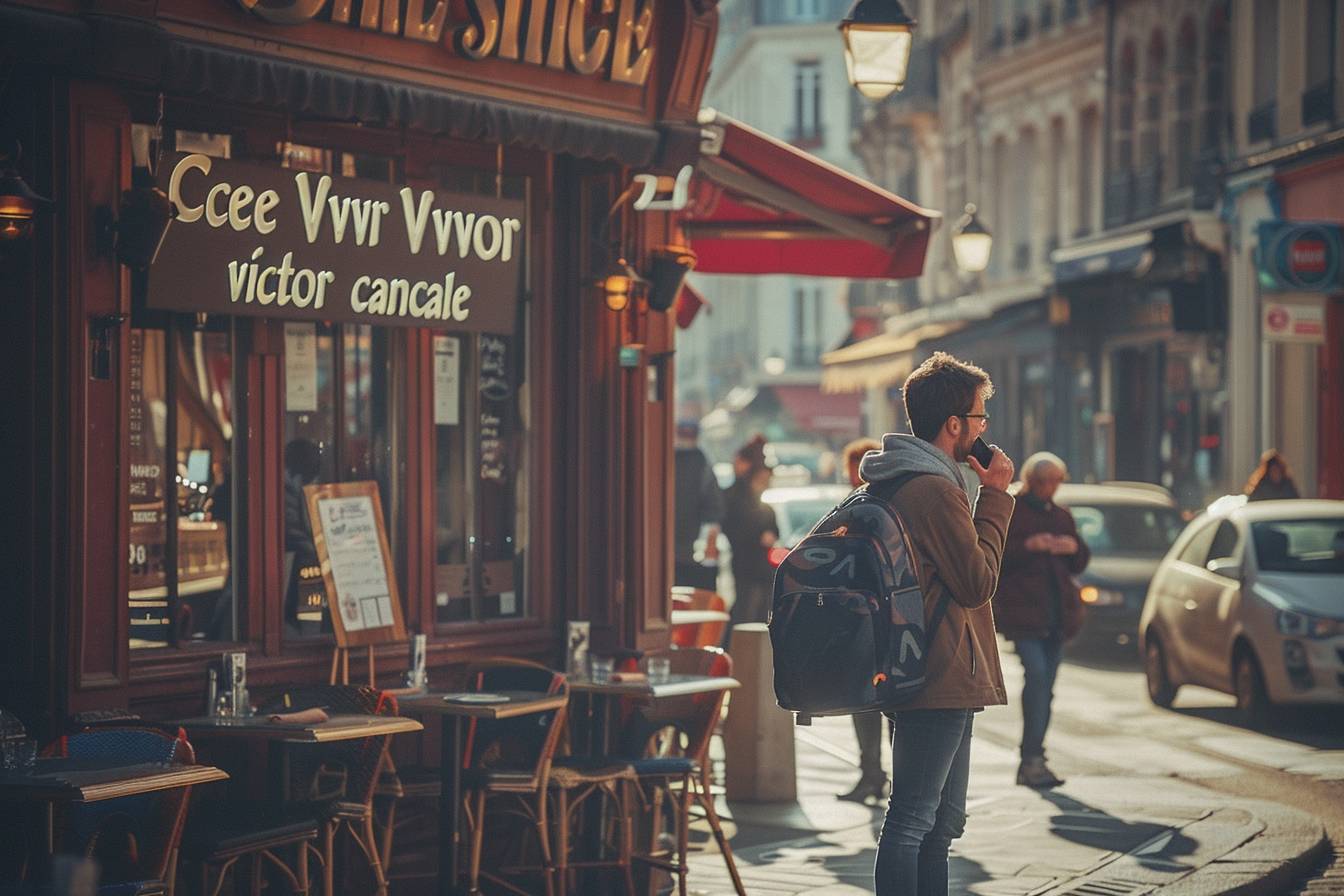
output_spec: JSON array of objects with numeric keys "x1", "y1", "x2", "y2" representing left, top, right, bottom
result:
[
  {"x1": 1244, "y1": 449, "x2": 1301, "y2": 501},
  {"x1": 857, "y1": 352, "x2": 1015, "y2": 896},
  {"x1": 994, "y1": 452, "x2": 1090, "y2": 789},
  {"x1": 674, "y1": 420, "x2": 725, "y2": 591},
  {"x1": 722, "y1": 435, "x2": 779, "y2": 631},
  {"x1": 837, "y1": 436, "x2": 890, "y2": 804}
]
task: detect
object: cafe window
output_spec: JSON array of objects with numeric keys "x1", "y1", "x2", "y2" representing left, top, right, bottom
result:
[
  {"x1": 128, "y1": 317, "x2": 242, "y2": 649},
  {"x1": 432, "y1": 167, "x2": 531, "y2": 625},
  {"x1": 128, "y1": 127, "x2": 242, "y2": 650},
  {"x1": 280, "y1": 144, "x2": 401, "y2": 640}
]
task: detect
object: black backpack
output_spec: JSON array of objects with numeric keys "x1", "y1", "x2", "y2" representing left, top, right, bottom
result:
[{"x1": 768, "y1": 475, "x2": 949, "y2": 725}]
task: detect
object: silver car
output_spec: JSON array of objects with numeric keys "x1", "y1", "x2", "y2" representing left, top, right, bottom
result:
[{"x1": 1138, "y1": 497, "x2": 1344, "y2": 726}]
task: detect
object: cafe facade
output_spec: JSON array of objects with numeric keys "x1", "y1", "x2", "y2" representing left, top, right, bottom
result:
[{"x1": 1, "y1": 0, "x2": 720, "y2": 737}]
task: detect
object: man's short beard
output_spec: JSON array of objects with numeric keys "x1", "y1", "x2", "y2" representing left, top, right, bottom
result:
[{"x1": 952, "y1": 429, "x2": 976, "y2": 463}]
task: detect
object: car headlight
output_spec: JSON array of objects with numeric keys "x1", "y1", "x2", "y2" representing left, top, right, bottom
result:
[
  {"x1": 1276, "y1": 609, "x2": 1343, "y2": 639},
  {"x1": 1080, "y1": 585, "x2": 1125, "y2": 607}
]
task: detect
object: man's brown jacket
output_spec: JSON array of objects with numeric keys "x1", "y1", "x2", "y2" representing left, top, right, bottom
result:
[{"x1": 885, "y1": 475, "x2": 1015, "y2": 710}]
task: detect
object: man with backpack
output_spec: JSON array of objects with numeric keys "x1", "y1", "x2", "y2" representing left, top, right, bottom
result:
[{"x1": 857, "y1": 352, "x2": 1015, "y2": 896}]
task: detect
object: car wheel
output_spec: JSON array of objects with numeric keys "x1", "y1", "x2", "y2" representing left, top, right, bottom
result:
[
  {"x1": 1144, "y1": 635, "x2": 1177, "y2": 708},
  {"x1": 1234, "y1": 649, "x2": 1274, "y2": 730}
]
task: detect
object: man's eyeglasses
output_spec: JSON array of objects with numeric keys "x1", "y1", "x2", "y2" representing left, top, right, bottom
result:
[{"x1": 959, "y1": 413, "x2": 989, "y2": 424}]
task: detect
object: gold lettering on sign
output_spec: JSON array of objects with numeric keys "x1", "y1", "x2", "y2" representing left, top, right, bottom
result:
[
  {"x1": 231, "y1": 0, "x2": 655, "y2": 86},
  {"x1": 567, "y1": 0, "x2": 614, "y2": 76},
  {"x1": 611, "y1": 0, "x2": 653, "y2": 85}
]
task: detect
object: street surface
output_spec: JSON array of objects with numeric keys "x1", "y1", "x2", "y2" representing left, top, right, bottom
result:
[{"x1": 689, "y1": 639, "x2": 1344, "y2": 895}]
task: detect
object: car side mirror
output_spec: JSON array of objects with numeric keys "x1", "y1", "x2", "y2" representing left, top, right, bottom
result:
[{"x1": 1205, "y1": 557, "x2": 1241, "y2": 581}]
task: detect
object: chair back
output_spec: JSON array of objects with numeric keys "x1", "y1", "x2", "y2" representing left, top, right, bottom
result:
[
  {"x1": 460, "y1": 659, "x2": 567, "y2": 789},
  {"x1": 260, "y1": 685, "x2": 398, "y2": 806},
  {"x1": 670, "y1": 589, "x2": 728, "y2": 648},
  {"x1": 48, "y1": 724, "x2": 196, "y2": 885},
  {"x1": 622, "y1": 647, "x2": 732, "y2": 766}
]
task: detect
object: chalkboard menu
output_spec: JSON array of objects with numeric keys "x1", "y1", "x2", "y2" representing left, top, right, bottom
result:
[
  {"x1": 478, "y1": 335, "x2": 512, "y2": 483},
  {"x1": 304, "y1": 481, "x2": 407, "y2": 648}
]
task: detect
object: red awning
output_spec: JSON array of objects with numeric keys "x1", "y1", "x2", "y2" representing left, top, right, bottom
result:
[
  {"x1": 771, "y1": 384, "x2": 861, "y2": 433},
  {"x1": 682, "y1": 111, "x2": 938, "y2": 279}
]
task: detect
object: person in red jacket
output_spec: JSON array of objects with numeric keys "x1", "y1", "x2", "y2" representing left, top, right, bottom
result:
[{"x1": 995, "y1": 452, "x2": 1090, "y2": 788}]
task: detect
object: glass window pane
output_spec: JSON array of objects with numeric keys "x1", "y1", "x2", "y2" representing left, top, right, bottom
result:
[{"x1": 129, "y1": 328, "x2": 171, "y2": 649}]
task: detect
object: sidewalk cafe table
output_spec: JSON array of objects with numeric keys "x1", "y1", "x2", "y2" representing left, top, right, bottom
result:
[
  {"x1": 174, "y1": 714, "x2": 423, "y2": 798},
  {"x1": 0, "y1": 757, "x2": 229, "y2": 855},
  {"x1": 398, "y1": 690, "x2": 567, "y2": 896}
]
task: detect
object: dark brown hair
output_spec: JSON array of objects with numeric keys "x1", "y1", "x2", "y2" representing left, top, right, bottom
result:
[
  {"x1": 842, "y1": 437, "x2": 881, "y2": 485},
  {"x1": 902, "y1": 352, "x2": 994, "y2": 442},
  {"x1": 1243, "y1": 449, "x2": 1294, "y2": 495}
]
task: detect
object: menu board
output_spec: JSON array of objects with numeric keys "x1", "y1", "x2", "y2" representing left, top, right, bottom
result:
[
  {"x1": 478, "y1": 335, "x2": 511, "y2": 482},
  {"x1": 304, "y1": 481, "x2": 407, "y2": 647}
]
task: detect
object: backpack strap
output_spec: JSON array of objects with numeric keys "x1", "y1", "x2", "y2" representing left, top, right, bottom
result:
[{"x1": 865, "y1": 471, "x2": 954, "y2": 640}]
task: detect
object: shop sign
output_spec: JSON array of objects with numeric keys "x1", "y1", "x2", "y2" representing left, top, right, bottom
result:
[
  {"x1": 1256, "y1": 221, "x2": 1344, "y2": 292},
  {"x1": 235, "y1": 0, "x2": 654, "y2": 87},
  {"x1": 1261, "y1": 302, "x2": 1326, "y2": 344},
  {"x1": 149, "y1": 153, "x2": 523, "y2": 333}
]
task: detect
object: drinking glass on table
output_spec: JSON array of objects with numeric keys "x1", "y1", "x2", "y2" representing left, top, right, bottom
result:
[
  {"x1": 589, "y1": 656, "x2": 614, "y2": 684},
  {"x1": 646, "y1": 657, "x2": 671, "y2": 685}
]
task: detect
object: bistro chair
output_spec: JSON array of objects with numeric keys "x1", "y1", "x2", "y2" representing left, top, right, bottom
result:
[
  {"x1": 669, "y1": 589, "x2": 729, "y2": 649},
  {"x1": 178, "y1": 798, "x2": 319, "y2": 896},
  {"x1": 621, "y1": 647, "x2": 745, "y2": 896},
  {"x1": 258, "y1": 685, "x2": 399, "y2": 896},
  {"x1": 43, "y1": 723, "x2": 198, "y2": 896}
]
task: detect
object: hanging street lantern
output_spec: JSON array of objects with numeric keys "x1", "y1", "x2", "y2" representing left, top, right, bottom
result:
[
  {"x1": 952, "y1": 203, "x2": 993, "y2": 274},
  {"x1": 839, "y1": 0, "x2": 916, "y2": 101}
]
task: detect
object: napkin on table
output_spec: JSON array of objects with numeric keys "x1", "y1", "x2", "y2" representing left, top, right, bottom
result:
[{"x1": 268, "y1": 707, "x2": 330, "y2": 724}]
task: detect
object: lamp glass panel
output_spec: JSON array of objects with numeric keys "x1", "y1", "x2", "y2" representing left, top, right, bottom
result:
[
  {"x1": 843, "y1": 27, "x2": 913, "y2": 99},
  {"x1": 953, "y1": 231, "x2": 994, "y2": 273},
  {"x1": 0, "y1": 196, "x2": 36, "y2": 218}
]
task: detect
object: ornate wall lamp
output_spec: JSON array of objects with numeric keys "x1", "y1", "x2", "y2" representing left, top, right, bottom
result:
[
  {"x1": 646, "y1": 245, "x2": 697, "y2": 312},
  {"x1": 0, "y1": 141, "x2": 52, "y2": 242}
]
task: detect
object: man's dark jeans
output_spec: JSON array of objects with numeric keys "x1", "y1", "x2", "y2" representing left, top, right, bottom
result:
[
  {"x1": 1014, "y1": 636, "x2": 1063, "y2": 759},
  {"x1": 875, "y1": 708, "x2": 974, "y2": 896}
]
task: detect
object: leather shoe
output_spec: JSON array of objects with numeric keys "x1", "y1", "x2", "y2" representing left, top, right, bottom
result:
[
  {"x1": 1016, "y1": 756, "x2": 1064, "y2": 788},
  {"x1": 837, "y1": 773, "x2": 888, "y2": 804}
]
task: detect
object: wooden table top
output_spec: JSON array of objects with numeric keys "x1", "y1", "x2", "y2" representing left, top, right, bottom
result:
[
  {"x1": 568, "y1": 673, "x2": 740, "y2": 699},
  {"x1": 174, "y1": 714, "x2": 423, "y2": 742},
  {"x1": 0, "y1": 758, "x2": 228, "y2": 803},
  {"x1": 400, "y1": 691, "x2": 568, "y2": 720}
]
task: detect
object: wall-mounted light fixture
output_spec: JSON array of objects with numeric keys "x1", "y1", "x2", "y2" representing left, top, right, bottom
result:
[
  {"x1": 839, "y1": 0, "x2": 917, "y2": 100},
  {"x1": 951, "y1": 203, "x2": 993, "y2": 274},
  {"x1": 599, "y1": 258, "x2": 641, "y2": 312},
  {"x1": 646, "y1": 246, "x2": 697, "y2": 312},
  {"x1": 0, "y1": 142, "x2": 52, "y2": 242},
  {"x1": 98, "y1": 176, "x2": 179, "y2": 271}
]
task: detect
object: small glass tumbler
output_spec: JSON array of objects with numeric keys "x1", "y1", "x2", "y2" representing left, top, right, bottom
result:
[
  {"x1": 646, "y1": 657, "x2": 671, "y2": 685},
  {"x1": 11, "y1": 739, "x2": 37, "y2": 773},
  {"x1": 589, "y1": 656, "x2": 615, "y2": 684}
]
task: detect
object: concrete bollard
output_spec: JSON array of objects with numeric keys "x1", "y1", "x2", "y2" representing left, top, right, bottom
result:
[{"x1": 723, "y1": 622, "x2": 797, "y2": 802}]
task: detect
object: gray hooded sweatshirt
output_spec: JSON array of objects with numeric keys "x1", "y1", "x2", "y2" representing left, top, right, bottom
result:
[{"x1": 859, "y1": 432, "x2": 968, "y2": 492}]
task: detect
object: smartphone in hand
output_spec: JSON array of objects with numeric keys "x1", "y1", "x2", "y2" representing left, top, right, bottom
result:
[{"x1": 970, "y1": 437, "x2": 995, "y2": 468}]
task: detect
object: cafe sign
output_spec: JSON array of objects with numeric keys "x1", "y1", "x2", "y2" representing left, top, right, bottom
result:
[
  {"x1": 1256, "y1": 220, "x2": 1344, "y2": 292},
  {"x1": 148, "y1": 153, "x2": 523, "y2": 332},
  {"x1": 235, "y1": 0, "x2": 655, "y2": 86}
]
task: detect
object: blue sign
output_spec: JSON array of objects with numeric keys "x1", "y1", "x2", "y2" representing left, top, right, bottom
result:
[{"x1": 1256, "y1": 221, "x2": 1344, "y2": 292}]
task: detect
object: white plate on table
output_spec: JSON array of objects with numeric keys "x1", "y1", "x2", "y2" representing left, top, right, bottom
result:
[{"x1": 442, "y1": 693, "x2": 510, "y2": 704}]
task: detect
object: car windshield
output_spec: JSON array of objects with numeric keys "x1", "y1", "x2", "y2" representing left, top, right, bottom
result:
[
  {"x1": 772, "y1": 499, "x2": 841, "y2": 545},
  {"x1": 1251, "y1": 518, "x2": 1344, "y2": 574},
  {"x1": 1068, "y1": 504, "x2": 1185, "y2": 555}
]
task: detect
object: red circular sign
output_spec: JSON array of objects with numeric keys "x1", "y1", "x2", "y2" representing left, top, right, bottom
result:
[{"x1": 1266, "y1": 306, "x2": 1290, "y2": 332}]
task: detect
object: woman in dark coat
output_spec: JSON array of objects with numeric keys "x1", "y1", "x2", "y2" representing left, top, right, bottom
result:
[
  {"x1": 1244, "y1": 450, "x2": 1301, "y2": 501},
  {"x1": 722, "y1": 436, "x2": 779, "y2": 632},
  {"x1": 995, "y1": 452, "x2": 1090, "y2": 788}
]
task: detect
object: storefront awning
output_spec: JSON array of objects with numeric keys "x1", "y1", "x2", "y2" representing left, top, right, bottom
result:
[
  {"x1": 1050, "y1": 231, "x2": 1154, "y2": 285},
  {"x1": 683, "y1": 111, "x2": 938, "y2": 279},
  {"x1": 771, "y1": 384, "x2": 861, "y2": 433},
  {"x1": 820, "y1": 322, "x2": 965, "y2": 394}
]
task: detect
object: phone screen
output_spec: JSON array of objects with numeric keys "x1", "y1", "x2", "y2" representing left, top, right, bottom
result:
[{"x1": 970, "y1": 437, "x2": 994, "y2": 468}]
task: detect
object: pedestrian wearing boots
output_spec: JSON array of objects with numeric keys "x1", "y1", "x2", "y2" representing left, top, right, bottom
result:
[
  {"x1": 837, "y1": 436, "x2": 890, "y2": 805},
  {"x1": 859, "y1": 352, "x2": 1015, "y2": 896},
  {"x1": 995, "y1": 452, "x2": 1090, "y2": 788}
]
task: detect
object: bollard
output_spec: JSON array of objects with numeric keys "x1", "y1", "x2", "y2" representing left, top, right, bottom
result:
[{"x1": 723, "y1": 623, "x2": 797, "y2": 802}]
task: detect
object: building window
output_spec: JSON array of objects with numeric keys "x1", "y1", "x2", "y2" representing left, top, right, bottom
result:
[
  {"x1": 792, "y1": 62, "x2": 823, "y2": 145},
  {"x1": 1014, "y1": 129, "x2": 1036, "y2": 271},
  {"x1": 789, "y1": 0, "x2": 821, "y2": 21},
  {"x1": 1200, "y1": 3, "x2": 1230, "y2": 156},
  {"x1": 1108, "y1": 41, "x2": 1137, "y2": 226},
  {"x1": 790, "y1": 286, "x2": 824, "y2": 367},
  {"x1": 1304, "y1": 0, "x2": 1337, "y2": 126},
  {"x1": 1172, "y1": 20, "x2": 1197, "y2": 187},
  {"x1": 1078, "y1": 106, "x2": 1099, "y2": 237},
  {"x1": 1137, "y1": 31, "x2": 1166, "y2": 212},
  {"x1": 1249, "y1": 0, "x2": 1278, "y2": 142}
]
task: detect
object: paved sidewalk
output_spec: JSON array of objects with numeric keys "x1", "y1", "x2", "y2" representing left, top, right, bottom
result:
[{"x1": 684, "y1": 714, "x2": 1326, "y2": 896}]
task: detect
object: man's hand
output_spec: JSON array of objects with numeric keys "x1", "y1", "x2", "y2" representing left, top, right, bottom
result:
[
  {"x1": 1025, "y1": 533, "x2": 1054, "y2": 552},
  {"x1": 1048, "y1": 534, "x2": 1079, "y2": 555},
  {"x1": 760, "y1": 531, "x2": 778, "y2": 548},
  {"x1": 968, "y1": 445, "x2": 1014, "y2": 492}
]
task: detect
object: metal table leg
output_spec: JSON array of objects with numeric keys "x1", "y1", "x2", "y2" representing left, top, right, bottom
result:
[{"x1": 439, "y1": 715, "x2": 466, "y2": 896}]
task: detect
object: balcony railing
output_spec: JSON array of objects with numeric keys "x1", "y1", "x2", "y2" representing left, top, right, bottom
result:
[
  {"x1": 1302, "y1": 81, "x2": 1335, "y2": 127},
  {"x1": 1247, "y1": 100, "x2": 1276, "y2": 144}
]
